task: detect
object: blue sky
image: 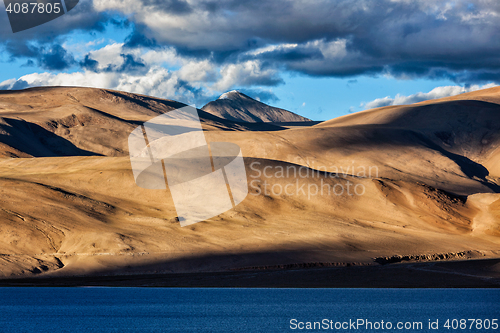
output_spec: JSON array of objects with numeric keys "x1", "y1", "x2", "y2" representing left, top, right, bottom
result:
[{"x1": 1, "y1": 0, "x2": 499, "y2": 121}]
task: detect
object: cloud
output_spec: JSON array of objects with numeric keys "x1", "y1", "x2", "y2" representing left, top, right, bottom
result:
[
  {"x1": 0, "y1": 40, "x2": 281, "y2": 105},
  {"x1": 0, "y1": 79, "x2": 20, "y2": 90},
  {"x1": 80, "y1": 55, "x2": 99, "y2": 71},
  {"x1": 214, "y1": 60, "x2": 283, "y2": 91},
  {"x1": 2, "y1": 0, "x2": 500, "y2": 105},
  {"x1": 362, "y1": 83, "x2": 498, "y2": 109},
  {"x1": 177, "y1": 59, "x2": 216, "y2": 82},
  {"x1": 0, "y1": 0, "x2": 116, "y2": 71},
  {"x1": 89, "y1": 0, "x2": 500, "y2": 83},
  {"x1": 123, "y1": 26, "x2": 158, "y2": 49},
  {"x1": 2, "y1": 0, "x2": 500, "y2": 83},
  {"x1": 112, "y1": 54, "x2": 147, "y2": 73},
  {"x1": 4, "y1": 42, "x2": 75, "y2": 70},
  {"x1": 39, "y1": 44, "x2": 75, "y2": 70},
  {"x1": 0, "y1": 66, "x2": 212, "y2": 105}
]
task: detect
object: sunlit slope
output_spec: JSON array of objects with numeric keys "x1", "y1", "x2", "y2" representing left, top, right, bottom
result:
[
  {"x1": 0, "y1": 86, "x2": 498, "y2": 278},
  {"x1": 317, "y1": 86, "x2": 500, "y2": 179},
  {"x1": 0, "y1": 155, "x2": 497, "y2": 277}
]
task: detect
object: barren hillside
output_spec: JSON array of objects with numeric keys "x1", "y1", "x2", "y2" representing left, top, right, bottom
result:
[{"x1": 0, "y1": 86, "x2": 498, "y2": 280}]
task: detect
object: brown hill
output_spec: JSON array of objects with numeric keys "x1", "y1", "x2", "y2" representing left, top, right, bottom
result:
[
  {"x1": 0, "y1": 87, "x2": 285, "y2": 158},
  {"x1": 317, "y1": 86, "x2": 500, "y2": 180}
]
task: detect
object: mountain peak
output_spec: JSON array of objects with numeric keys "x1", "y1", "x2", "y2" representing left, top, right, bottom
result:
[
  {"x1": 203, "y1": 90, "x2": 311, "y2": 123},
  {"x1": 218, "y1": 90, "x2": 250, "y2": 101}
]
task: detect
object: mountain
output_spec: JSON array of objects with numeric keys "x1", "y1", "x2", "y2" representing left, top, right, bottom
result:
[
  {"x1": 0, "y1": 86, "x2": 499, "y2": 285},
  {"x1": 317, "y1": 86, "x2": 500, "y2": 180},
  {"x1": 0, "y1": 87, "x2": 284, "y2": 158},
  {"x1": 201, "y1": 90, "x2": 311, "y2": 122}
]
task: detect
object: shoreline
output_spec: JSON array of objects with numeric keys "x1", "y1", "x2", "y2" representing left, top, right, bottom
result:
[{"x1": 1, "y1": 258, "x2": 499, "y2": 288}]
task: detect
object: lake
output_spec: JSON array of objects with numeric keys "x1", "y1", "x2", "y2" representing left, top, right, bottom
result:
[{"x1": 0, "y1": 288, "x2": 498, "y2": 332}]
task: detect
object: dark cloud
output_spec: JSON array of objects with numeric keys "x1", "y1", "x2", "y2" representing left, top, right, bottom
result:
[
  {"x1": 2, "y1": 0, "x2": 500, "y2": 92},
  {"x1": 5, "y1": 41, "x2": 75, "y2": 70},
  {"x1": 22, "y1": 59, "x2": 36, "y2": 67},
  {"x1": 0, "y1": 0, "x2": 116, "y2": 71},
  {"x1": 238, "y1": 73, "x2": 283, "y2": 87},
  {"x1": 80, "y1": 54, "x2": 99, "y2": 71},
  {"x1": 10, "y1": 79, "x2": 30, "y2": 90},
  {"x1": 109, "y1": 18, "x2": 132, "y2": 29},
  {"x1": 242, "y1": 46, "x2": 324, "y2": 63},
  {"x1": 39, "y1": 44, "x2": 75, "y2": 70},
  {"x1": 143, "y1": 0, "x2": 192, "y2": 15},
  {"x1": 387, "y1": 62, "x2": 500, "y2": 85},
  {"x1": 124, "y1": 26, "x2": 158, "y2": 49},
  {"x1": 80, "y1": 53, "x2": 147, "y2": 74},
  {"x1": 176, "y1": 79, "x2": 204, "y2": 99},
  {"x1": 113, "y1": 54, "x2": 147, "y2": 73},
  {"x1": 163, "y1": 79, "x2": 215, "y2": 106},
  {"x1": 102, "y1": 0, "x2": 500, "y2": 84},
  {"x1": 0, "y1": 79, "x2": 30, "y2": 90}
]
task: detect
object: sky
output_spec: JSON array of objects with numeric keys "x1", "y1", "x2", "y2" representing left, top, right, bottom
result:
[{"x1": 0, "y1": 0, "x2": 499, "y2": 121}]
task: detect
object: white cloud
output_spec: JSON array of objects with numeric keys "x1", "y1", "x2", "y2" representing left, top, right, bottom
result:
[
  {"x1": 0, "y1": 67, "x2": 205, "y2": 105},
  {"x1": 141, "y1": 48, "x2": 181, "y2": 67},
  {"x1": 86, "y1": 43, "x2": 129, "y2": 70},
  {"x1": 178, "y1": 59, "x2": 216, "y2": 83},
  {"x1": 307, "y1": 39, "x2": 348, "y2": 59},
  {"x1": 214, "y1": 60, "x2": 282, "y2": 91},
  {"x1": 362, "y1": 83, "x2": 498, "y2": 110},
  {"x1": 0, "y1": 39, "x2": 285, "y2": 106},
  {"x1": 8, "y1": 71, "x2": 120, "y2": 90},
  {"x1": 62, "y1": 38, "x2": 107, "y2": 57},
  {"x1": 247, "y1": 43, "x2": 299, "y2": 56},
  {"x1": 0, "y1": 79, "x2": 18, "y2": 90},
  {"x1": 92, "y1": 0, "x2": 142, "y2": 14}
]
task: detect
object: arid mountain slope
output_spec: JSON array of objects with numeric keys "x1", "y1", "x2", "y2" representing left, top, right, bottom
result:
[
  {"x1": 0, "y1": 86, "x2": 498, "y2": 279},
  {"x1": 0, "y1": 87, "x2": 283, "y2": 158},
  {"x1": 317, "y1": 86, "x2": 500, "y2": 180}
]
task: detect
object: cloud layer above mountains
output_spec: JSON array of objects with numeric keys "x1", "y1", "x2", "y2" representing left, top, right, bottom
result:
[
  {"x1": 1, "y1": 0, "x2": 500, "y2": 105},
  {"x1": 92, "y1": 0, "x2": 500, "y2": 82}
]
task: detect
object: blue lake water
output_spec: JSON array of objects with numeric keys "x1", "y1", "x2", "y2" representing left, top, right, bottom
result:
[{"x1": 0, "y1": 288, "x2": 498, "y2": 332}]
